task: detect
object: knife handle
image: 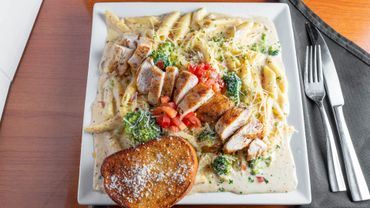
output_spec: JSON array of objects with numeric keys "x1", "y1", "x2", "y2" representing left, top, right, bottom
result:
[
  {"x1": 333, "y1": 106, "x2": 370, "y2": 201},
  {"x1": 318, "y1": 103, "x2": 346, "y2": 192}
]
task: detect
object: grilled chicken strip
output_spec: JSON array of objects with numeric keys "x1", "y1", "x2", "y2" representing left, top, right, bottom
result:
[
  {"x1": 215, "y1": 107, "x2": 251, "y2": 141},
  {"x1": 178, "y1": 83, "x2": 214, "y2": 118},
  {"x1": 136, "y1": 58, "x2": 155, "y2": 94},
  {"x1": 161, "y1": 66, "x2": 179, "y2": 98},
  {"x1": 117, "y1": 34, "x2": 138, "y2": 49},
  {"x1": 148, "y1": 66, "x2": 165, "y2": 106},
  {"x1": 100, "y1": 43, "x2": 134, "y2": 75},
  {"x1": 173, "y1": 71, "x2": 198, "y2": 104},
  {"x1": 223, "y1": 119, "x2": 263, "y2": 153},
  {"x1": 196, "y1": 94, "x2": 234, "y2": 124},
  {"x1": 247, "y1": 138, "x2": 267, "y2": 161},
  {"x1": 128, "y1": 37, "x2": 152, "y2": 71}
]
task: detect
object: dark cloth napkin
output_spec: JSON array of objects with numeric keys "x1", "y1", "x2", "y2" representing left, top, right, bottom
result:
[{"x1": 280, "y1": 0, "x2": 370, "y2": 208}]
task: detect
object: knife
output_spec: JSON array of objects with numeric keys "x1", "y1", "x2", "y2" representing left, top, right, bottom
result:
[{"x1": 306, "y1": 22, "x2": 370, "y2": 201}]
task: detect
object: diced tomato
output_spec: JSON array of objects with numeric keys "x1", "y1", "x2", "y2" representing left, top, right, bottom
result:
[
  {"x1": 160, "y1": 106, "x2": 177, "y2": 118},
  {"x1": 162, "y1": 102, "x2": 177, "y2": 109},
  {"x1": 189, "y1": 116, "x2": 201, "y2": 128},
  {"x1": 171, "y1": 115, "x2": 181, "y2": 126},
  {"x1": 151, "y1": 107, "x2": 162, "y2": 115},
  {"x1": 183, "y1": 112, "x2": 195, "y2": 120},
  {"x1": 182, "y1": 118, "x2": 192, "y2": 127},
  {"x1": 182, "y1": 112, "x2": 201, "y2": 128},
  {"x1": 156, "y1": 114, "x2": 171, "y2": 128},
  {"x1": 160, "y1": 96, "x2": 170, "y2": 104},
  {"x1": 171, "y1": 116, "x2": 187, "y2": 130},
  {"x1": 152, "y1": 106, "x2": 177, "y2": 118},
  {"x1": 156, "y1": 60, "x2": 165, "y2": 70},
  {"x1": 187, "y1": 63, "x2": 224, "y2": 93},
  {"x1": 256, "y1": 176, "x2": 265, "y2": 183}
]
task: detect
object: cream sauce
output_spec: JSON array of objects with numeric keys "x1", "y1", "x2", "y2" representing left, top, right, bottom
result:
[{"x1": 190, "y1": 136, "x2": 297, "y2": 194}]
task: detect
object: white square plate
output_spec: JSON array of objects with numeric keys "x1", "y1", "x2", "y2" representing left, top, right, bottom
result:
[{"x1": 78, "y1": 2, "x2": 311, "y2": 205}]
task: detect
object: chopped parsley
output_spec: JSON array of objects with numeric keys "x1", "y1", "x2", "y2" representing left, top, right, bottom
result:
[
  {"x1": 248, "y1": 176, "x2": 255, "y2": 183},
  {"x1": 249, "y1": 33, "x2": 280, "y2": 56},
  {"x1": 268, "y1": 46, "x2": 280, "y2": 56},
  {"x1": 150, "y1": 41, "x2": 176, "y2": 69},
  {"x1": 218, "y1": 187, "x2": 225, "y2": 192}
]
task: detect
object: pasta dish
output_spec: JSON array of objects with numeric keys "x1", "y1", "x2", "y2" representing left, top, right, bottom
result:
[{"x1": 85, "y1": 8, "x2": 297, "y2": 195}]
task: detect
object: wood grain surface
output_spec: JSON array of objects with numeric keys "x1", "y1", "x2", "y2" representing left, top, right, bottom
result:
[{"x1": 0, "y1": 0, "x2": 369, "y2": 207}]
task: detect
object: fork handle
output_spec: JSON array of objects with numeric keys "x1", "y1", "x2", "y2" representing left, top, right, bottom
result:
[
  {"x1": 318, "y1": 103, "x2": 347, "y2": 192},
  {"x1": 333, "y1": 106, "x2": 370, "y2": 201}
]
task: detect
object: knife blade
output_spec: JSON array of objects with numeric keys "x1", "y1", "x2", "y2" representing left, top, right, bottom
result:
[{"x1": 306, "y1": 22, "x2": 370, "y2": 201}]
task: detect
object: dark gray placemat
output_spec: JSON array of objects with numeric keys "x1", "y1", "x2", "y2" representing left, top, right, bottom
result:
[{"x1": 280, "y1": 0, "x2": 370, "y2": 207}]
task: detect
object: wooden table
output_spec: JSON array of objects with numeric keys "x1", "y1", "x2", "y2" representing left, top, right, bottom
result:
[{"x1": 0, "y1": 0, "x2": 369, "y2": 207}]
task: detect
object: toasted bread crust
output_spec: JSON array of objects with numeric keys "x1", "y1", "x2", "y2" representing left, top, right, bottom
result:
[{"x1": 101, "y1": 136, "x2": 198, "y2": 208}]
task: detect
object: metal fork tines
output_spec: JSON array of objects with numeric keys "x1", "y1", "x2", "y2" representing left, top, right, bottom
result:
[{"x1": 304, "y1": 45, "x2": 347, "y2": 192}]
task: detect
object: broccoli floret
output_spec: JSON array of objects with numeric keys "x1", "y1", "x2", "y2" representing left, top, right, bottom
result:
[
  {"x1": 212, "y1": 155, "x2": 232, "y2": 176},
  {"x1": 198, "y1": 128, "x2": 216, "y2": 143},
  {"x1": 123, "y1": 110, "x2": 161, "y2": 145},
  {"x1": 222, "y1": 71, "x2": 242, "y2": 105},
  {"x1": 150, "y1": 41, "x2": 176, "y2": 69},
  {"x1": 249, "y1": 156, "x2": 272, "y2": 175}
]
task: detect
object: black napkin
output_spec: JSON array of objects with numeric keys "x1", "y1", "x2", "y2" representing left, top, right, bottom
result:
[{"x1": 280, "y1": 0, "x2": 370, "y2": 208}]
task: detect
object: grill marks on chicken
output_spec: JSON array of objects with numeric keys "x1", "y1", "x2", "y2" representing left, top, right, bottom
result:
[
  {"x1": 173, "y1": 71, "x2": 199, "y2": 104},
  {"x1": 196, "y1": 94, "x2": 234, "y2": 124},
  {"x1": 178, "y1": 83, "x2": 214, "y2": 118}
]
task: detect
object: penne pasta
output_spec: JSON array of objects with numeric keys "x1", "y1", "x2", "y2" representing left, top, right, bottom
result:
[
  {"x1": 172, "y1": 13, "x2": 191, "y2": 42},
  {"x1": 191, "y1": 8, "x2": 208, "y2": 29},
  {"x1": 157, "y1": 11, "x2": 181, "y2": 41},
  {"x1": 84, "y1": 115, "x2": 121, "y2": 134},
  {"x1": 262, "y1": 65, "x2": 278, "y2": 99},
  {"x1": 105, "y1": 11, "x2": 131, "y2": 41}
]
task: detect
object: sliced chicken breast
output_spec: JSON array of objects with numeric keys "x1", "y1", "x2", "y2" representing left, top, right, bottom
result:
[
  {"x1": 173, "y1": 71, "x2": 198, "y2": 104},
  {"x1": 215, "y1": 107, "x2": 251, "y2": 141},
  {"x1": 223, "y1": 119, "x2": 263, "y2": 153},
  {"x1": 135, "y1": 37, "x2": 152, "y2": 58},
  {"x1": 161, "y1": 66, "x2": 179, "y2": 98},
  {"x1": 178, "y1": 83, "x2": 214, "y2": 118},
  {"x1": 148, "y1": 66, "x2": 165, "y2": 106},
  {"x1": 136, "y1": 58, "x2": 155, "y2": 94},
  {"x1": 100, "y1": 43, "x2": 134, "y2": 75},
  {"x1": 247, "y1": 138, "x2": 267, "y2": 161},
  {"x1": 196, "y1": 94, "x2": 234, "y2": 123},
  {"x1": 118, "y1": 34, "x2": 138, "y2": 49},
  {"x1": 128, "y1": 37, "x2": 152, "y2": 71}
]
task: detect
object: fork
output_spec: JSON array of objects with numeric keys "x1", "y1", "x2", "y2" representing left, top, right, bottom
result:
[{"x1": 304, "y1": 45, "x2": 347, "y2": 192}]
